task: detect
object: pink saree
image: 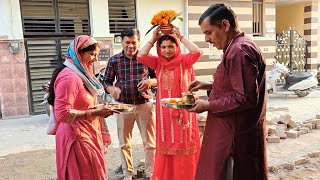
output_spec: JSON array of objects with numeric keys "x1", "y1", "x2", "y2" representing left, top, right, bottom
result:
[
  {"x1": 54, "y1": 35, "x2": 109, "y2": 180},
  {"x1": 137, "y1": 35, "x2": 203, "y2": 180}
]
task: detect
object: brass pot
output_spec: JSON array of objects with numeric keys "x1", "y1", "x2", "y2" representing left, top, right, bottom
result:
[
  {"x1": 160, "y1": 24, "x2": 173, "y2": 35},
  {"x1": 181, "y1": 92, "x2": 195, "y2": 104}
]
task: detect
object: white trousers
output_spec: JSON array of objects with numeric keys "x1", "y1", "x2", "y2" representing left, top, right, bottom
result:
[{"x1": 116, "y1": 102, "x2": 156, "y2": 177}]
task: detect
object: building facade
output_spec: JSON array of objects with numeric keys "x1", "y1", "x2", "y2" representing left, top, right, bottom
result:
[{"x1": 0, "y1": 0, "x2": 318, "y2": 118}]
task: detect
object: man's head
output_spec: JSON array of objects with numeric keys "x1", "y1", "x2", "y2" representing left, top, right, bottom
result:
[
  {"x1": 198, "y1": 3, "x2": 239, "y2": 50},
  {"x1": 121, "y1": 28, "x2": 140, "y2": 59}
]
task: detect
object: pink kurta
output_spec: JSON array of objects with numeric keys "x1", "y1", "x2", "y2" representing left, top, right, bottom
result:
[
  {"x1": 138, "y1": 44, "x2": 202, "y2": 180},
  {"x1": 54, "y1": 68, "x2": 107, "y2": 180},
  {"x1": 195, "y1": 33, "x2": 268, "y2": 180}
]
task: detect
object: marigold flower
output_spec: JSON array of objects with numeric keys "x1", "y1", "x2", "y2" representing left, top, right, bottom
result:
[{"x1": 146, "y1": 10, "x2": 183, "y2": 36}]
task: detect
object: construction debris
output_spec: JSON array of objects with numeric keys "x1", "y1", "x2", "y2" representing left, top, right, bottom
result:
[{"x1": 265, "y1": 115, "x2": 320, "y2": 143}]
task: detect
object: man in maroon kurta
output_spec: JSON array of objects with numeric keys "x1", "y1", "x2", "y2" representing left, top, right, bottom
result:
[{"x1": 188, "y1": 4, "x2": 268, "y2": 180}]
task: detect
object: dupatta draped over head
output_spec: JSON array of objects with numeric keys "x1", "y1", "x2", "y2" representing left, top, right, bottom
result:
[
  {"x1": 60, "y1": 35, "x2": 111, "y2": 148},
  {"x1": 63, "y1": 35, "x2": 104, "y2": 97},
  {"x1": 156, "y1": 35, "x2": 196, "y2": 127}
]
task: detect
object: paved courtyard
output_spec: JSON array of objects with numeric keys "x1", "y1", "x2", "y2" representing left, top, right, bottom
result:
[
  {"x1": 0, "y1": 88, "x2": 319, "y2": 179},
  {"x1": 0, "y1": 88, "x2": 319, "y2": 156}
]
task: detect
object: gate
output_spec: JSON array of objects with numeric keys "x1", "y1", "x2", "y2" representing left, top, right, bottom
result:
[
  {"x1": 275, "y1": 27, "x2": 307, "y2": 73},
  {"x1": 20, "y1": 0, "x2": 90, "y2": 114},
  {"x1": 25, "y1": 38, "x2": 73, "y2": 114}
]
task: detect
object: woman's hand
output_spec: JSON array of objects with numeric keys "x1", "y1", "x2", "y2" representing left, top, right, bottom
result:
[
  {"x1": 188, "y1": 99, "x2": 209, "y2": 113},
  {"x1": 151, "y1": 27, "x2": 161, "y2": 43},
  {"x1": 171, "y1": 25, "x2": 183, "y2": 40},
  {"x1": 95, "y1": 104, "x2": 120, "y2": 118}
]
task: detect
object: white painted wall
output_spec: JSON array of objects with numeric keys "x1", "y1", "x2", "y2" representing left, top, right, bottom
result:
[
  {"x1": 0, "y1": 0, "x2": 23, "y2": 40},
  {"x1": 89, "y1": 0, "x2": 113, "y2": 38}
]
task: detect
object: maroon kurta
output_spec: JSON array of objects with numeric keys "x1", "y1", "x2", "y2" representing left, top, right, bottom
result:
[{"x1": 195, "y1": 32, "x2": 268, "y2": 180}]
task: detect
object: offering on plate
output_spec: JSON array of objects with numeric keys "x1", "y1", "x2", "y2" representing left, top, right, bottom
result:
[
  {"x1": 108, "y1": 103, "x2": 134, "y2": 112},
  {"x1": 161, "y1": 98, "x2": 194, "y2": 109},
  {"x1": 181, "y1": 92, "x2": 196, "y2": 104}
]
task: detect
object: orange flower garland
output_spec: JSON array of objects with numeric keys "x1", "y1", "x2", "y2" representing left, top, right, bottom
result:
[{"x1": 145, "y1": 10, "x2": 183, "y2": 35}]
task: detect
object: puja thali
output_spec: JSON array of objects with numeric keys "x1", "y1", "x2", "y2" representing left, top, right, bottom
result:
[
  {"x1": 95, "y1": 103, "x2": 134, "y2": 113},
  {"x1": 107, "y1": 103, "x2": 134, "y2": 112},
  {"x1": 160, "y1": 98, "x2": 194, "y2": 109}
]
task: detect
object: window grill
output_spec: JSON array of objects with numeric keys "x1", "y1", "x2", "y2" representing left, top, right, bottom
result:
[
  {"x1": 108, "y1": 0, "x2": 137, "y2": 37},
  {"x1": 252, "y1": 0, "x2": 263, "y2": 36},
  {"x1": 20, "y1": 0, "x2": 90, "y2": 37}
]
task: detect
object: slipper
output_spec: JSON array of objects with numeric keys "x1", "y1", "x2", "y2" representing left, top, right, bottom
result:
[{"x1": 114, "y1": 164, "x2": 123, "y2": 175}]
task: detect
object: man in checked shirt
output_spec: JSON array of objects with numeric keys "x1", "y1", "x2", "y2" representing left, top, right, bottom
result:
[{"x1": 104, "y1": 28, "x2": 156, "y2": 180}]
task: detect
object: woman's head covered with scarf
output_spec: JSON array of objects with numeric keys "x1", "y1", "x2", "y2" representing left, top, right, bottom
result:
[
  {"x1": 48, "y1": 35, "x2": 104, "y2": 105},
  {"x1": 65, "y1": 35, "x2": 100, "y2": 77},
  {"x1": 64, "y1": 35, "x2": 104, "y2": 96},
  {"x1": 156, "y1": 34, "x2": 183, "y2": 70}
]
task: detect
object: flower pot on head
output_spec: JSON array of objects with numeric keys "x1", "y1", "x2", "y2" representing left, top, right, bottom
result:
[{"x1": 160, "y1": 24, "x2": 173, "y2": 35}]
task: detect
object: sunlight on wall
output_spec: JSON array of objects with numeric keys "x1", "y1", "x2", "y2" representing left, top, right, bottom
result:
[{"x1": 276, "y1": 3, "x2": 304, "y2": 36}]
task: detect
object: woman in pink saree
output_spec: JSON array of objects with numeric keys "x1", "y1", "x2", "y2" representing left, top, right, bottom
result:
[
  {"x1": 47, "y1": 35, "x2": 114, "y2": 180},
  {"x1": 137, "y1": 27, "x2": 203, "y2": 180}
]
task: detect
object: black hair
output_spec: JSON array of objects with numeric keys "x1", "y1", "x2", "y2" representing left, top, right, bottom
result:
[
  {"x1": 79, "y1": 43, "x2": 99, "y2": 53},
  {"x1": 158, "y1": 35, "x2": 177, "y2": 46},
  {"x1": 47, "y1": 64, "x2": 65, "y2": 106},
  {"x1": 199, "y1": 3, "x2": 238, "y2": 30},
  {"x1": 47, "y1": 43, "x2": 98, "y2": 106},
  {"x1": 120, "y1": 28, "x2": 140, "y2": 41}
]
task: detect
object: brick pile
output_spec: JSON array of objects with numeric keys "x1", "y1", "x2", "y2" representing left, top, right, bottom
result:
[
  {"x1": 197, "y1": 114, "x2": 207, "y2": 143},
  {"x1": 266, "y1": 114, "x2": 320, "y2": 143},
  {"x1": 197, "y1": 114, "x2": 320, "y2": 144}
]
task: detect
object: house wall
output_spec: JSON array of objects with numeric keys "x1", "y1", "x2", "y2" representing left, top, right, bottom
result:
[
  {"x1": 0, "y1": 0, "x2": 24, "y2": 40},
  {"x1": 0, "y1": 0, "x2": 115, "y2": 118},
  {"x1": 188, "y1": 0, "x2": 276, "y2": 98},
  {"x1": 88, "y1": 0, "x2": 114, "y2": 74},
  {"x1": 0, "y1": 0, "x2": 29, "y2": 119},
  {"x1": 276, "y1": 3, "x2": 304, "y2": 35},
  {"x1": 318, "y1": 1, "x2": 320, "y2": 70}
]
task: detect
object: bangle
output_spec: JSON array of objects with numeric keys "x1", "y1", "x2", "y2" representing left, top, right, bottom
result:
[
  {"x1": 85, "y1": 109, "x2": 91, "y2": 119},
  {"x1": 147, "y1": 41, "x2": 154, "y2": 47},
  {"x1": 179, "y1": 36, "x2": 184, "y2": 41}
]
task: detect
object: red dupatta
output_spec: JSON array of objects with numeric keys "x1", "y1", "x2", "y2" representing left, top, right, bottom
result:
[{"x1": 156, "y1": 35, "x2": 195, "y2": 129}]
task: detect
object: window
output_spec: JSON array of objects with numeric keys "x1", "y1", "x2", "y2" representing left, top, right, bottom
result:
[
  {"x1": 252, "y1": 0, "x2": 263, "y2": 36},
  {"x1": 21, "y1": 0, "x2": 90, "y2": 38},
  {"x1": 108, "y1": 0, "x2": 137, "y2": 38}
]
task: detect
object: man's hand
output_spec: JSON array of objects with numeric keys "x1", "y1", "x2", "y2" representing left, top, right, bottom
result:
[
  {"x1": 137, "y1": 79, "x2": 150, "y2": 92},
  {"x1": 141, "y1": 89, "x2": 153, "y2": 99},
  {"x1": 188, "y1": 80, "x2": 212, "y2": 92},
  {"x1": 188, "y1": 99, "x2": 210, "y2": 113},
  {"x1": 106, "y1": 86, "x2": 121, "y2": 100}
]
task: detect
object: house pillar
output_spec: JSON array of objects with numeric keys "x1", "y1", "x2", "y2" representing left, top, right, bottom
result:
[{"x1": 304, "y1": 1, "x2": 319, "y2": 72}]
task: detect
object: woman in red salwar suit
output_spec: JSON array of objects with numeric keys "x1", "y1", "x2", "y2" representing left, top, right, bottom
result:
[
  {"x1": 189, "y1": 4, "x2": 268, "y2": 180},
  {"x1": 137, "y1": 27, "x2": 203, "y2": 180}
]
